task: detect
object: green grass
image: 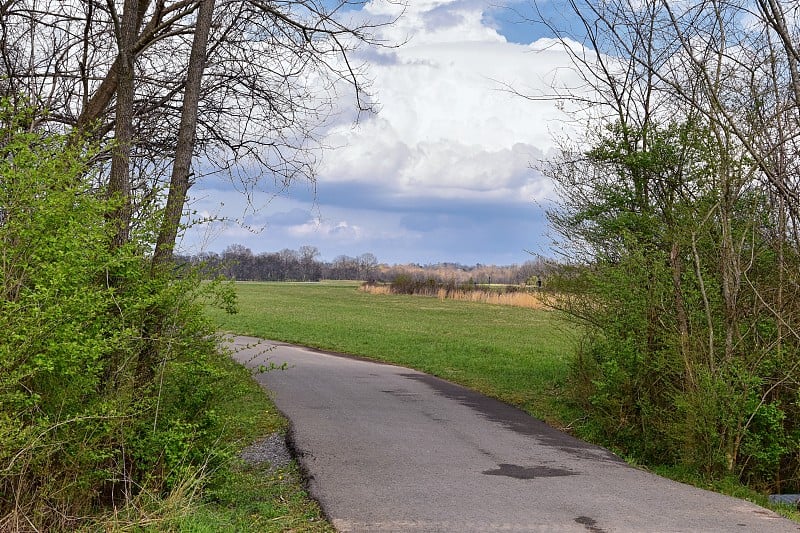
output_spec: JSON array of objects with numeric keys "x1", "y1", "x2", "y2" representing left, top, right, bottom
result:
[
  {"x1": 206, "y1": 281, "x2": 800, "y2": 524},
  {"x1": 206, "y1": 281, "x2": 581, "y2": 427},
  {"x1": 143, "y1": 349, "x2": 332, "y2": 532},
  {"x1": 169, "y1": 461, "x2": 333, "y2": 532}
]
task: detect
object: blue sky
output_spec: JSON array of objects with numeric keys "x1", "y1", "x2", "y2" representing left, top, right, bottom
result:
[{"x1": 180, "y1": 1, "x2": 581, "y2": 265}]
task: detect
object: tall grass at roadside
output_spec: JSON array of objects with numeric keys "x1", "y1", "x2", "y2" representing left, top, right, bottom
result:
[
  {"x1": 96, "y1": 351, "x2": 332, "y2": 532},
  {"x1": 207, "y1": 281, "x2": 580, "y2": 426}
]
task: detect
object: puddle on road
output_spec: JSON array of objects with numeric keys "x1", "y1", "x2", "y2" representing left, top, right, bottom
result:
[
  {"x1": 381, "y1": 389, "x2": 421, "y2": 401},
  {"x1": 482, "y1": 463, "x2": 577, "y2": 479},
  {"x1": 575, "y1": 516, "x2": 608, "y2": 533}
]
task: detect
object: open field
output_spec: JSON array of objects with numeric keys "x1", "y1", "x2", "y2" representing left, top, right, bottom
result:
[
  {"x1": 205, "y1": 281, "x2": 800, "y2": 522},
  {"x1": 206, "y1": 281, "x2": 581, "y2": 426}
]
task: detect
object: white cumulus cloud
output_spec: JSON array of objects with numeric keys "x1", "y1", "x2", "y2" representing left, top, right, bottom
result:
[
  {"x1": 318, "y1": 2, "x2": 580, "y2": 209},
  {"x1": 184, "y1": 0, "x2": 582, "y2": 263}
]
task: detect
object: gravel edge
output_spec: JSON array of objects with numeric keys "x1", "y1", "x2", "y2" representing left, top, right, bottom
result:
[{"x1": 239, "y1": 432, "x2": 293, "y2": 471}]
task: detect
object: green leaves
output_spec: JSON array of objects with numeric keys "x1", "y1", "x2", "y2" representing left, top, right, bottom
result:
[
  {"x1": 550, "y1": 118, "x2": 800, "y2": 491},
  {"x1": 0, "y1": 105, "x2": 241, "y2": 528}
]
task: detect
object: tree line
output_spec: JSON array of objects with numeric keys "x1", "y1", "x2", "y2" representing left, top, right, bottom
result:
[{"x1": 182, "y1": 244, "x2": 554, "y2": 285}]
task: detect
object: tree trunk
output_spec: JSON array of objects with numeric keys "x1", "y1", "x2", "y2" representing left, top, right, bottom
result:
[
  {"x1": 670, "y1": 241, "x2": 694, "y2": 388},
  {"x1": 75, "y1": 0, "x2": 154, "y2": 133},
  {"x1": 107, "y1": 0, "x2": 141, "y2": 249},
  {"x1": 151, "y1": 0, "x2": 215, "y2": 268}
]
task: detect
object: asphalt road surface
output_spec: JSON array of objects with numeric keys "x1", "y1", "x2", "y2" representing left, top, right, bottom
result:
[{"x1": 228, "y1": 335, "x2": 799, "y2": 533}]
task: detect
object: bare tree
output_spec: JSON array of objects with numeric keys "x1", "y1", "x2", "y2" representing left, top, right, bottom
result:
[
  {"x1": 1, "y1": 0, "x2": 400, "y2": 258},
  {"x1": 152, "y1": 0, "x2": 216, "y2": 267}
]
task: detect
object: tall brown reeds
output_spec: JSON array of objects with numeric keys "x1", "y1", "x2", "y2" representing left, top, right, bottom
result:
[{"x1": 360, "y1": 283, "x2": 549, "y2": 309}]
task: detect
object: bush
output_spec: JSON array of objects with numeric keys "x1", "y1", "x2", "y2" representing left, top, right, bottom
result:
[
  {"x1": 0, "y1": 106, "x2": 237, "y2": 530},
  {"x1": 552, "y1": 121, "x2": 800, "y2": 493}
]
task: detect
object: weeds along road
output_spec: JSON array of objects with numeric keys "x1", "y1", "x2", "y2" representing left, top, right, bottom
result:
[{"x1": 228, "y1": 335, "x2": 799, "y2": 533}]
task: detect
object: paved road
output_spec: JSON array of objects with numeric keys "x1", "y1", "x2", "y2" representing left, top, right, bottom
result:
[{"x1": 229, "y1": 336, "x2": 799, "y2": 532}]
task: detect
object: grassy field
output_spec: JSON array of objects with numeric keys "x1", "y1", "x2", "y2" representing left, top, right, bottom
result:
[
  {"x1": 205, "y1": 280, "x2": 800, "y2": 523},
  {"x1": 206, "y1": 280, "x2": 581, "y2": 426}
]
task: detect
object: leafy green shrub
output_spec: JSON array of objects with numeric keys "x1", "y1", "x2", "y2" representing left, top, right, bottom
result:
[
  {"x1": 0, "y1": 104, "x2": 238, "y2": 530},
  {"x1": 551, "y1": 120, "x2": 800, "y2": 492}
]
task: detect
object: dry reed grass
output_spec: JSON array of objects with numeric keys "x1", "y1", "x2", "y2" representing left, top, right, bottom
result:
[
  {"x1": 362, "y1": 284, "x2": 392, "y2": 296},
  {"x1": 360, "y1": 284, "x2": 550, "y2": 309},
  {"x1": 436, "y1": 288, "x2": 549, "y2": 309}
]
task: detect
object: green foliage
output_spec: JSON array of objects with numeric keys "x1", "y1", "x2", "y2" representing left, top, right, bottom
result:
[
  {"x1": 389, "y1": 273, "x2": 444, "y2": 295},
  {"x1": 549, "y1": 118, "x2": 800, "y2": 492},
  {"x1": 390, "y1": 272, "x2": 417, "y2": 294},
  {"x1": 0, "y1": 106, "x2": 242, "y2": 530},
  {"x1": 179, "y1": 462, "x2": 333, "y2": 532}
]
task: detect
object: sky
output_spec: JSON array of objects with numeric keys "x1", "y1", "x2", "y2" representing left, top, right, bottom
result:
[{"x1": 180, "y1": 0, "x2": 583, "y2": 266}]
